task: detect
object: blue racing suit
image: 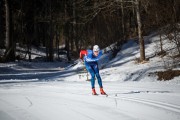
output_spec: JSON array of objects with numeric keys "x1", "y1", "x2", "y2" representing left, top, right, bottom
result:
[{"x1": 84, "y1": 50, "x2": 103, "y2": 89}]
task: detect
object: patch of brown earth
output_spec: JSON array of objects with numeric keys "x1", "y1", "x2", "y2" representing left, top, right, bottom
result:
[{"x1": 156, "y1": 70, "x2": 180, "y2": 81}]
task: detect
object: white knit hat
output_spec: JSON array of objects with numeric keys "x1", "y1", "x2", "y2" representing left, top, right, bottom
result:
[{"x1": 93, "y1": 45, "x2": 100, "y2": 52}]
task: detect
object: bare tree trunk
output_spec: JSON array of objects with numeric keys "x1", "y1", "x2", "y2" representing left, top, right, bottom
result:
[
  {"x1": 155, "y1": 12, "x2": 164, "y2": 53},
  {"x1": 73, "y1": 0, "x2": 79, "y2": 54},
  {"x1": 45, "y1": 24, "x2": 49, "y2": 61},
  {"x1": 70, "y1": 1, "x2": 76, "y2": 53},
  {"x1": 174, "y1": 30, "x2": 180, "y2": 54},
  {"x1": 132, "y1": 1, "x2": 137, "y2": 37},
  {"x1": 5, "y1": 0, "x2": 10, "y2": 48},
  {"x1": 56, "y1": 25, "x2": 60, "y2": 59},
  {"x1": 5, "y1": 0, "x2": 10, "y2": 49},
  {"x1": 49, "y1": 24, "x2": 54, "y2": 62},
  {"x1": 159, "y1": 31, "x2": 163, "y2": 52},
  {"x1": 172, "y1": 0, "x2": 180, "y2": 54},
  {"x1": 5, "y1": 0, "x2": 15, "y2": 62},
  {"x1": 121, "y1": 0, "x2": 125, "y2": 41},
  {"x1": 49, "y1": 0, "x2": 54, "y2": 61},
  {"x1": 135, "y1": 0, "x2": 145, "y2": 62},
  {"x1": 65, "y1": 0, "x2": 70, "y2": 61}
]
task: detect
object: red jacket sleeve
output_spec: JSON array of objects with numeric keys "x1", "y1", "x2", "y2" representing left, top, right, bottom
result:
[{"x1": 80, "y1": 50, "x2": 88, "y2": 59}]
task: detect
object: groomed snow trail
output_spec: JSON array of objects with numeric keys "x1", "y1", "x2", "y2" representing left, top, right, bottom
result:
[{"x1": 0, "y1": 81, "x2": 180, "y2": 120}]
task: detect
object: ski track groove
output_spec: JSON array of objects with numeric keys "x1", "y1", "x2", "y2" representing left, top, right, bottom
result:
[
  {"x1": 66, "y1": 107, "x2": 95, "y2": 120},
  {"x1": 1, "y1": 84, "x2": 180, "y2": 120},
  {"x1": 107, "y1": 94, "x2": 180, "y2": 114},
  {"x1": 67, "y1": 92, "x2": 180, "y2": 115},
  {"x1": 0, "y1": 98, "x2": 39, "y2": 120},
  {"x1": 42, "y1": 91, "x2": 139, "y2": 120},
  {"x1": 25, "y1": 97, "x2": 33, "y2": 108}
]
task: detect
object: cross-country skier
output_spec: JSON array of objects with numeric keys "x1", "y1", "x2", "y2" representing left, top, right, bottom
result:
[{"x1": 80, "y1": 45, "x2": 106, "y2": 95}]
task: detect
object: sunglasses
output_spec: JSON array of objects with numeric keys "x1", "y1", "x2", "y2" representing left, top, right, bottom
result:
[{"x1": 94, "y1": 51, "x2": 99, "y2": 53}]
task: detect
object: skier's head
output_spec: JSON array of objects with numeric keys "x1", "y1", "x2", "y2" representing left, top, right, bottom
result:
[{"x1": 93, "y1": 45, "x2": 100, "y2": 57}]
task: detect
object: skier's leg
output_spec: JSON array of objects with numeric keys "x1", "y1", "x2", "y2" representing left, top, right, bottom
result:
[
  {"x1": 96, "y1": 73, "x2": 103, "y2": 88},
  {"x1": 93, "y1": 64, "x2": 103, "y2": 88},
  {"x1": 85, "y1": 64, "x2": 96, "y2": 89},
  {"x1": 93, "y1": 64, "x2": 106, "y2": 95},
  {"x1": 86, "y1": 65, "x2": 97, "y2": 95}
]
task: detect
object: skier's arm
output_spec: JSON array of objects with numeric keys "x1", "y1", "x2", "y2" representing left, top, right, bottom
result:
[
  {"x1": 84, "y1": 50, "x2": 103, "y2": 62},
  {"x1": 80, "y1": 50, "x2": 87, "y2": 60},
  {"x1": 84, "y1": 56, "x2": 99, "y2": 62}
]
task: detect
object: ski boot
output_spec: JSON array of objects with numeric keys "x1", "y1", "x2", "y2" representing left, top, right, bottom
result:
[
  {"x1": 92, "y1": 88, "x2": 98, "y2": 95},
  {"x1": 100, "y1": 88, "x2": 107, "y2": 95}
]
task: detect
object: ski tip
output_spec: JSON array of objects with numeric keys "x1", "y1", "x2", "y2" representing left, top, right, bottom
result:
[{"x1": 101, "y1": 94, "x2": 108, "y2": 97}]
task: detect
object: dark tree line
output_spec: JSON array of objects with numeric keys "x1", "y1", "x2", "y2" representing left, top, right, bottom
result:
[{"x1": 0, "y1": 0, "x2": 180, "y2": 62}]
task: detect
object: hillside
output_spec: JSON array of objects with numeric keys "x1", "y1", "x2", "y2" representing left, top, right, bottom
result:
[{"x1": 0, "y1": 32, "x2": 180, "y2": 120}]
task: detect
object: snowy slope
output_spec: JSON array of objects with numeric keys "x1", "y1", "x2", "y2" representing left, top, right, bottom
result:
[
  {"x1": 0, "y1": 32, "x2": 180, "y2": 120},
  {"x1": 58, "y1": 33, "x2": 180, "y2": 83}
]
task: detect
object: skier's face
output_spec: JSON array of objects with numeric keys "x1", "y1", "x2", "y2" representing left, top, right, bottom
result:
[{"x1": 93, "y1": 51, "x2": 99, "y2": 57}]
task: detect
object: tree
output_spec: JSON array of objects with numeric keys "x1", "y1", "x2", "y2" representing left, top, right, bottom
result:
[
  {"x1": 1, "y1": 0, "x2": 179, "y2": 63},
  {"x1": 4, "y1": 0, "x2": 15, "y2": 62},
  {"x1": 77, "y1": 0, "x2": 146, "y2": 61},
  {"x1": 0, "y1": 0, "x2": 5, "y2": 48},
  {"x1": 135, "y1": 0, "x2": 145, "y2": 62}
]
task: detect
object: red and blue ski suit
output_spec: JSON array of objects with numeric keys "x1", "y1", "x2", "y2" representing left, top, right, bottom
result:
[{"x1": 80, "y1": 50, "x2": 103, "y2": 89}]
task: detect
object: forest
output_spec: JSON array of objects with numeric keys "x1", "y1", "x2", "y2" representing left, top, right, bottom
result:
[{"x1": 0, "y1": 0, "x2": 180, "y2": 62}]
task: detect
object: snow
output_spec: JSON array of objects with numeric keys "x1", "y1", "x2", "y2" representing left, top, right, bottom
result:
[{"x1": 0, "y1": 32, "x2": 180, "y2": 120}]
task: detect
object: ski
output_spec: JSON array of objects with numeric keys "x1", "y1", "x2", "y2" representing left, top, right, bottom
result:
[
  {"x1": 92, "y1": 94, "x2": 108, "y2": 97},
  {"x1": 101, "y1": 94, "x2": 108, "y2": 97}
]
